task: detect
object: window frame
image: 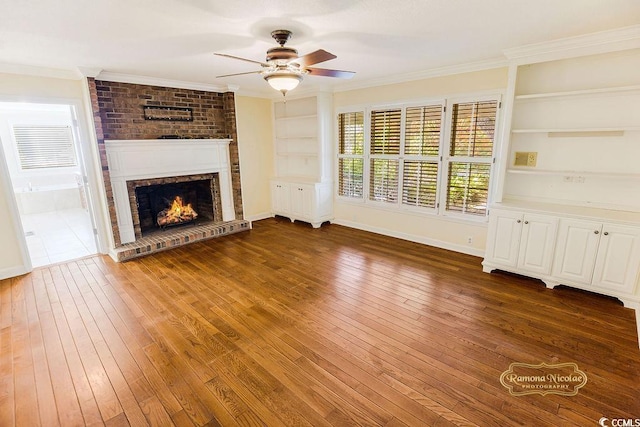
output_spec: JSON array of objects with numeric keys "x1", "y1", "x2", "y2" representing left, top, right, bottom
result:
[
  {"x1": 336, "y1": 108, "x2": 366, "y2": 201},
  {"x1": 335, "y1": 92, "x2": 502, "y2": 222},
  {"x1": 368, "y1": 105, "x2": 403, "y2": 207},
  {"x1": 439, "y1": 94, "x2": 501, "y2": 221}
]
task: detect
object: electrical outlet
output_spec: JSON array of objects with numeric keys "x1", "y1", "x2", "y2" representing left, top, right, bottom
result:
[
  {"x1": 527, "y1": 152, "x2": 537, "y2": 166},
  {"x1": 467, "y1": 236, "x2": 473, "y2": 244}
]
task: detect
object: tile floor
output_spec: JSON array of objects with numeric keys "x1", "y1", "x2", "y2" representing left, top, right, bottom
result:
[{"x1": 20, "y1": 208, "x2": 97, "y2": 268}]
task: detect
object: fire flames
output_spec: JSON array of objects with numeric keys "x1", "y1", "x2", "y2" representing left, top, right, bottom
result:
[{"x1": 157, "y1": 196, "x2": 198, "y2": 227}]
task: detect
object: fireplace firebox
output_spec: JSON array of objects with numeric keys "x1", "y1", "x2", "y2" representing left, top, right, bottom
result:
[{"x1": 128, "y1": 173, "x2": 222, "y2": 238}]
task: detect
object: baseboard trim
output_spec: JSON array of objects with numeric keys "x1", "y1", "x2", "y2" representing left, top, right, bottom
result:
[
  {"x1": 330, "y1": 219, "x2": 485, "y2": 257},
  {"x1": 0, "y1": 265, "x2": 30, "y2": 280},
  {"x1": 245, "y1": 212, "x2": 274, "y2": 223}
]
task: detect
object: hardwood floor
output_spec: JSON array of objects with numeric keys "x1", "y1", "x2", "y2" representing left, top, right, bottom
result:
[{"x1": 1, "y1": 217, "x2": 639, "y2": 426}]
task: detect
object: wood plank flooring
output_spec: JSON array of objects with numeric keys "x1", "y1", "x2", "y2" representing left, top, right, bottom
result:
[{"x1": 1, "y1": 217, "x2": 639, "y2": 426}]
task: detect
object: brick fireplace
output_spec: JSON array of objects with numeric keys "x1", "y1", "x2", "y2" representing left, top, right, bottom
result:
[{"x1": 87, "y1": 79, "x2": 248, "y2": 260}]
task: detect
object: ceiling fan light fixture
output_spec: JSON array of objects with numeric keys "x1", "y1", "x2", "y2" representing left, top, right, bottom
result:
[{"x1": 264, "y1": 72, "x2": 302, "y2": 95}]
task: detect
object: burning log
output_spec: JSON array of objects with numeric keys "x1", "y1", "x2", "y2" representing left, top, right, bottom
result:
[{"x1": 157, "y1": 196, "x2": 198, "y2": 227}]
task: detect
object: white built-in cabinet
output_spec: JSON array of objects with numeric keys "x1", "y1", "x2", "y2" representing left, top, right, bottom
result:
[
  {"x1": 270, "y1": 93, "x2": 333, "y2": 227},
  {"x1": 552, "y1": 219, "x2": 640, "y2": 295},
  {"x1": 484, "y1": 210, "x2": 558, "y2": 277},
  {"x1": 270, "y1": 180, "x2": 332, "y2": 228},
  {"x1": 484, "y1": 202, "x2": 640, "y2": 298}
]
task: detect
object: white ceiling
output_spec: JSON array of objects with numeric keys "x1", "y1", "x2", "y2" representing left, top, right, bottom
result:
[{"x1": 1, "y1": 0, "x2": 640, "y2": 97}]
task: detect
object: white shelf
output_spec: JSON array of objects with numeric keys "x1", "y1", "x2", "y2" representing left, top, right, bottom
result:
[
  {"x1": 514, "y1": 84, "x2": 640, "y2": 100},
  {"x1": 511, "y1": 127, "x2": 640, "y2": 134},
  {"x1": 274, "y1": 114, "x2": 317, "y2": 121},
  {"x1": 275, "y1": 136, "x2": 316, "y2": 140},
  {"x1": 276, "y1": 152, "x2": 318, "y2": 157},
  {"x1": 507, "y1": 168, "x2": 640, "y2": 180}
]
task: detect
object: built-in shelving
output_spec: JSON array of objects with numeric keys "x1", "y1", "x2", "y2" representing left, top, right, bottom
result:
[
  {"x1": 502, "y1": 49, "x2": 640, "y2": 211},
  {"x1": 271, "y1": 93, "x2": 334, "y2": 227}
]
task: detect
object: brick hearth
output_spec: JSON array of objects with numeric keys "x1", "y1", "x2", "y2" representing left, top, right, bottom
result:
[{"x1": 112, "y1": 219, "x2": 249, "y2": 262}]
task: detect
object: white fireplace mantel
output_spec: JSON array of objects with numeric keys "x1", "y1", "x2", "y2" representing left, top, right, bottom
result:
[{"x1": 105, "y1": 139, "x2": 235, "y2": 244}]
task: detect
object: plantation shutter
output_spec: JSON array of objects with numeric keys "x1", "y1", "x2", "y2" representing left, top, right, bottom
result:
[
  {"x1": 370, "y1": 109, "x2": 401, "y2": 155},
  {"x1": 404, "y1": 105, "x2": 441, "y2": 156},
  {"x1": 402, "y1": 105, "x2": 442, "y2": 208},
  {"x1": 449, "y1": 101, "x2": 496, "y2": 158},
  {"x1": 445, "y1": 101, "x2": 497, "y2": 215},
  {"x1": 337, "y1": 111, "x2": 365, "y2": 198},
  {"x1": 14, "y1": 125, "x2": 77, "y2": 170},
  {"x1": 402, "y1": 161, "x2": 439, "y2": 207},
  {"x1": 369, "y1": 109, "x2": 401, "y2": 203}
]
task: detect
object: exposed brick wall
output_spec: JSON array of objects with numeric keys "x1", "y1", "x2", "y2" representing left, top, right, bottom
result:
[{"x1": 87, "y1": 78, "x2": 244, "y2": 247}]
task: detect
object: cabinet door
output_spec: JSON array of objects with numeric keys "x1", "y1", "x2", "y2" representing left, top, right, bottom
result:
[
  {"x1": 552, "y1": 219, "x2": 601, "y2": 285},
  {"x1": 517, "y1": 214, "x2": 558, "y2": 275},
  {"x1": 290, "y1": 185, "x2": 305, "y2": 217},
  {"x1": 592, "y1": 223, "x2": 640, "y2": 294},
  {"x1": 290, "y1": 184, "x2": 315, "y2": 219},
  {"x1": 271, "y1": 182, "x2": 290, "y2": 214},
  {"x1": 485, "y1": 210, "x2": 523, "y2": 268}
]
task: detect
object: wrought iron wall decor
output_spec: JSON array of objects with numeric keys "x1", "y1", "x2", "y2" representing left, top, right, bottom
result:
[{"x1": 143, "y1": 106, "x2": 193, "y2": 121}]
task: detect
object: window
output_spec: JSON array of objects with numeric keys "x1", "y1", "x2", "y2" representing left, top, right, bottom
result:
[
  {"x1": 402, "y1": 105, "x2": 443, "y2": 209},
  {"x1": 369, "y1": 109, "x2": 401, "y2": 203},
  {"x1": 13, "y1": 125, "x2": 77, "y2": 170},
  {"x1": 337, "y1": 111, "x2": 364, "y2": 198},
  {"x1": 445, "y1": 101, "x2": 498, "y2": 216},
  {"x1": 336, "y1": 95, "x2": 500, "y2": 220}
]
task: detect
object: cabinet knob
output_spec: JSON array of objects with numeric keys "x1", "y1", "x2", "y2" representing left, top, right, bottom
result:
[
  {"x1": 524, "y1": 221, "x2": 529, "y2": 224},
  {"x1": 516, "y1": 219, "x2": 521, "y2": 223},
  {"x1": 603, "y1": 231, "x2": 609, "y2": 236},
  {"x1": 594, "y1": 230, "x2": 599, "y2": 234}
]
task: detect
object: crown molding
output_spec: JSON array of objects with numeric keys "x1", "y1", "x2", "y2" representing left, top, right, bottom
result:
[
  {"x1": 0, "y1": 62, "x2": 83, "y2": 80},
  {"x1": 332, "y1": 57, "x2": 508, "y2": 93},
  {"x1": 503, "y1": 24, "x2": 640, "y2": 65},
  {"x1": 76, "y1": 66, "x2": 103, "y2": 78},
  {"x1": 95, "y1": 71, "x2": 238, "y2": 93}
]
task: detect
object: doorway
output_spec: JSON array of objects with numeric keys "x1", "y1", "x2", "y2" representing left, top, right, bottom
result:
[{"x1": 0, "y1": 101, "x2": 98, "y2": 267}]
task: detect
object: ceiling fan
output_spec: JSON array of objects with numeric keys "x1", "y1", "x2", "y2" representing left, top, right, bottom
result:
[{"x1": 215, "y1": 29, "x2": 355, "y2": 96}]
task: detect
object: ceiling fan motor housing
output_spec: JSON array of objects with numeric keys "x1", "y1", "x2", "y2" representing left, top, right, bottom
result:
[{"x1": 266, "y1": 46, "x2": 298, "y2": 63}]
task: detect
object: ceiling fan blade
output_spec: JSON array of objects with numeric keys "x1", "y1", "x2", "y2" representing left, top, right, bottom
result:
[
  {"x1": 216, "y1": 70, "x2": 263, "y2": 78},
  {"x1": 290, "y1": 49, "x2": 337, "y2": 67},
  {"x1": 306, "y1": 67, "x2": 355, "y2": 79},
  {"x1": 214, "y1": 53, "x2": 270, "y2": 67}
]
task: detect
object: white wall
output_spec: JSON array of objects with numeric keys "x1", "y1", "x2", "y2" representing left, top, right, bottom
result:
[
  {"x1": 0, "y1": 72, "x2": 89, "y2": 279},
  {"x1": 236, "y1": 95, "x2": 274, "y2": 221},
  {"x1": 332, "y1": 68, "x2": 509, "y2": 256}
]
